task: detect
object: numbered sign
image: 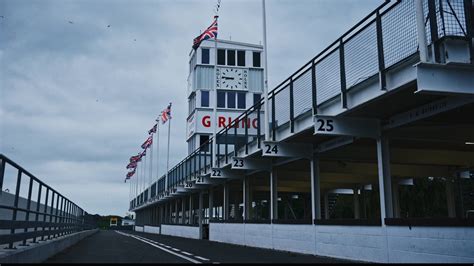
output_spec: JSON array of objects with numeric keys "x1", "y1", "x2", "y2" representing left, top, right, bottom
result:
[
  {"x1": 314, "y1": 118, "x2": 334, "y2": 133},
  {"x1": 314, "y1": 115, "x2": 380, "y2": 138},
  {"x1": 232, "y1": 158, "x2": 245, "y2": 168},
  {"x1": 184, "y1": 181, "x2": 193, "y2": 188},
  {"x1": 263, "y1": 143, "x2": 279, "y2": 156},
  {"x1": 211, "y1": 168, "x2": 223, "y2": 178},
  {"x1": 231, "y1": 157, "x2": 271, "y2": 170},
  {"x1": 262, "y1": 141, "x2": 312, "y2": 158},
  {"x1": 195, "y1": 176, "x2": 205, "y2": 184}
]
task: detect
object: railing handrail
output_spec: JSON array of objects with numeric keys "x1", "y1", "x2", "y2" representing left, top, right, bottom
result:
[
  {"x1": 0, "y1": 154, "x2": 79, "y2": 209},
  {"x1": 0, "y1": 153, "x2": 94, "y2": 248}
]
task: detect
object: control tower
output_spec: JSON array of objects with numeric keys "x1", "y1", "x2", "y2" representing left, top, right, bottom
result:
[{"x1": 186, "y1": 39, "x2": 264, "y2": 154}]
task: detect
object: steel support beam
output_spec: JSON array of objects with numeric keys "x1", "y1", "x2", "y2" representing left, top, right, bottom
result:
[
  {"x1": 311, "y1": 153, "x2": 321, "y2": 220},
  {"x1": 376, "y1": 136, "x2": 393, "y2": 223},
  {"x1": 270, "y1": 168, "x2": 278, "y2": 220}
]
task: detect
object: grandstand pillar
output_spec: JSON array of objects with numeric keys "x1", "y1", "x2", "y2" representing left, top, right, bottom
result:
[
  {"x1": 198, "y1": 191, "x2": 203, "y2": 239},
  {"x1": 446, "y1": 180, "x2": 456, "y2": 218},
  {"x1": 270, "y1": 168, "x2": 278, "y2": 220},
  {"x1": 353, "y1": 187, "x2": 360, "y2": 219},
  {"x1": 243, "y1": 176, "x2": 250, "y2": 220},
  {"x1": 223, "y1": 183, "x2": 230, "y2": 220},
  {"x1": 169, "y1": 201, "x2": 173, "y2": 223},
  {"x1": 209, "y1": 189, "x2": 214, "y2": 219},
  {"x1": 311, "y1": 154, "x2": 321, "y2": 220},
  {"x1": 324, "y1": 193, "x2": 329, "y2": 219},
  {"x1": 181, "y1": 196, "x2": 186, "y2": 224},
  {"x1": 189, "y1": 194, "x2": 194, "y2": 225},
  {"x1": 175, "y1": 199, "x2": 179, "y2": 224},
  {"x1": 392, "y1": 181, "x2": 400, "y2": 218},
  {"x1": 377, "y1": 136, "x2": 394, "y2": 223}
]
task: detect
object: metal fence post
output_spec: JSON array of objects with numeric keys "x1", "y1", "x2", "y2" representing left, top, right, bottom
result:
[
  {"x1": 464, "y1": 0, "x2": 473, "y2": 63},
  {"x1": 41, "y1": 188, "x2": 49, "y2": 241},
  {"x1": 21, "y1": 177, "x2": 34, "y2": 246},
  {"x1": 339, "y1": 38, "x2": 347, "y2": 109},
  {"x1": 245, "y1": 113, "x2": 249, "y2": 154},
  {"x1": 311, "y1": 61, "x2": 317, "y2": 115},
  {"x1": 32, "y1": 183, "x2": 42, "y2": 243},
  {"x1": 0, "y1": 157, "x2": 5, "y2": 191},
  {"x1": 271, "y1": 94, "x2": 276, "y2": 141},
  {"x1": 428, "y1": 0, "x2": 440, "y2": 63},
  {"x1": 8, "y1": 169, "x2": 23, "y2": 249},
  {"x1": 257, "y1": 103, "x2": 262, "y2": 148},
  {"x1": 289, "y1": 78, "x2": 295, "y2": 133},
  {"x1": 376, "y1": 10, "x2": 387, "y2": 90}
]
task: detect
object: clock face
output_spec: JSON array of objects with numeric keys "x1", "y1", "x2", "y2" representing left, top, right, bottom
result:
[{"x1": 216, "y1": 67, "x2": 248, "y2": 90}]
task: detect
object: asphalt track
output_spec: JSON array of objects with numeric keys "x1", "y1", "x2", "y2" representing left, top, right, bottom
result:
[{"x1": 46, "y1": 230, "x2": 354, "y2": 263}]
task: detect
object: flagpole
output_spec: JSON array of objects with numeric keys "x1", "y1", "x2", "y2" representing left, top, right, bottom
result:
[
  {"x1": 165, "y1": 117, "x2": 171, "y2": 192},
  {"x1": 262, "y1": 0, "x2": 270, "y2": 141},
  {"x1": 141, "y1": 156, "x2": 145, "y2": 198},
  {"x1": 135, "y1": 163, "x2": 139, "y2": 201},
  {"x1": 212, "y1": 16, "x2": 219, "y2": 168},
  {"x1": 158, "y1": 122, "x2": 161, "y2": 195},
  {"x1": 143, "y1": 154, "x2": 147, "y2": 193},
  {"x1": 149, "y1": 139, "x2": 153, "y2": 189}
]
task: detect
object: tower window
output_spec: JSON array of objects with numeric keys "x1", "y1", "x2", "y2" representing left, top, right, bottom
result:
[
  {"x1": 237, "y1": 50, "x2": 246, "y2": 66},
  {"x1": 253, "y1": 52, "x2": 261, "y2": 67},
  {"x1": 201, "y1": 48, "x2": 210, "y2": 64},
  {"x1": 253, "y1": 93, "x2": 261, "y2": 105},
  {"x1": 237, "y1": 92, "x2": 246, "y2": 109},
  {"x1": 217, "y1": 91, "x2": 226, "y2": 108},
  {"x1": 201, "y1": 91, "x2": 209, "y2": 107},
  {"x1": 200, "y1": 135, "x2": 210, "y2": 152},
  {"x1": 227, "y1": 50, "x2": 236, "y2": 66},
  {"x1": 227, "y1": 91, "x2": 236, "y2": 109},
  {"x1": 217, "y1": 49, "x2": 226, "y2": 65}
]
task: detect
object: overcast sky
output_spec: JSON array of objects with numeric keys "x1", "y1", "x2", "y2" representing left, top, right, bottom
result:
[{"x1": 0, "y1": 0, "x2": 381, "y2": 216}]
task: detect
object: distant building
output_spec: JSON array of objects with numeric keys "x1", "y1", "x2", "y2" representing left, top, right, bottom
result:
[
  {"x1": 122, "y1": 217, "x2": 135, "y2": 226},
  {"x1": 109, "y1": 216, "x2": 119, "y2": 227}
]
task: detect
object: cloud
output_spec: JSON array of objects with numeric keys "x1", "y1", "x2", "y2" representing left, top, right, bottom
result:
[{"x1": 0, "y1": 0, "x2": 382, "y2": 215}]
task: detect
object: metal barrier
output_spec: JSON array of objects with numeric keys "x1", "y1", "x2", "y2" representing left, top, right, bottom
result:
[
  {"x1": 131, "y1": 0, "x2": 472, "y2": 210},
  {"x1": 0, "y1": 154, "x2": 94, "y2": 249}
]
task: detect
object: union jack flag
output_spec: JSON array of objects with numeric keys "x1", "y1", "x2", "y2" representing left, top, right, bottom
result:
[
  {"x1": 193, "y1": 16, "x2": 218, "y2": 50},
  {"x1": 141, "y1": 135, "x2": 153, "y2": 149},
  {"x1": 126, "y1": 161, "x2": 137, "y2": 170},
  {"x1": 129, "y1": 154, "x2": 140, "y2": 163},
  {"x1": 148, "y1": 124, "x2": 157, "y2": 135},
  {"x1": 126, "y1": 169, "x2": 136, "y2": 178},
  {"x1": 161, "y1": 103, "x2": 172, "y2": 124},
  {"x1": 140, "y1": 149, "x2": 147, "y2": 158}
]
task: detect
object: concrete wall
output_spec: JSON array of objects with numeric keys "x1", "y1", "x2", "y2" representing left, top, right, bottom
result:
[
  {"x1": 0, "y1": 229, "x2": 98, "y2": 263},
  {"x1": 209, "y1": 223, "x2": 474, "y2": 263},
  {"x1": 315, "y1": 225, "x2": 387, "y2": 262},
  {"x1": 134, "y1": 226, "x2": 144, "y2": 232},
  {"x1": 161, "y1": 224, "x2": 200, "y2": 239},
  {"x1": 143, "y1": 225, "x2": 160, "y2": 234},
  {"x1": 386, "y1": 226, "x2": 474, "y2": 263},
  {"x1": 210, "y1": 223, "x2": 314, "y2": 255}
]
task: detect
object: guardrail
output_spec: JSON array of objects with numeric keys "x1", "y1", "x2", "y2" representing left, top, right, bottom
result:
[
  {"x1": 130, "y1": 0, "x2": 472, "y2": 210},
  {"x1": 0, "y1": 154, "x2": 95, "y2": 249}
]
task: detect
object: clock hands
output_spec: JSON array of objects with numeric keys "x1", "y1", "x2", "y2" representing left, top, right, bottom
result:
[{"x1": 222, "y1": 77, "x2": 235, "y2": 80}]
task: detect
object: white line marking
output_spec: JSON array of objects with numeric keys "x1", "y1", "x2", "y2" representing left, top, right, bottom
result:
[
  {"x1": 182, "y1": 251, "x2": 193, "y2": 256},
  {"x1": 172, "y1": 248, "x2": 181, "y2": 252},
  {"x1": 195, "y1": 256, "x2": 210, "y2": 261},
  {"x1": 114, "y1": 231, "x2": 201, "y2": 264}
]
